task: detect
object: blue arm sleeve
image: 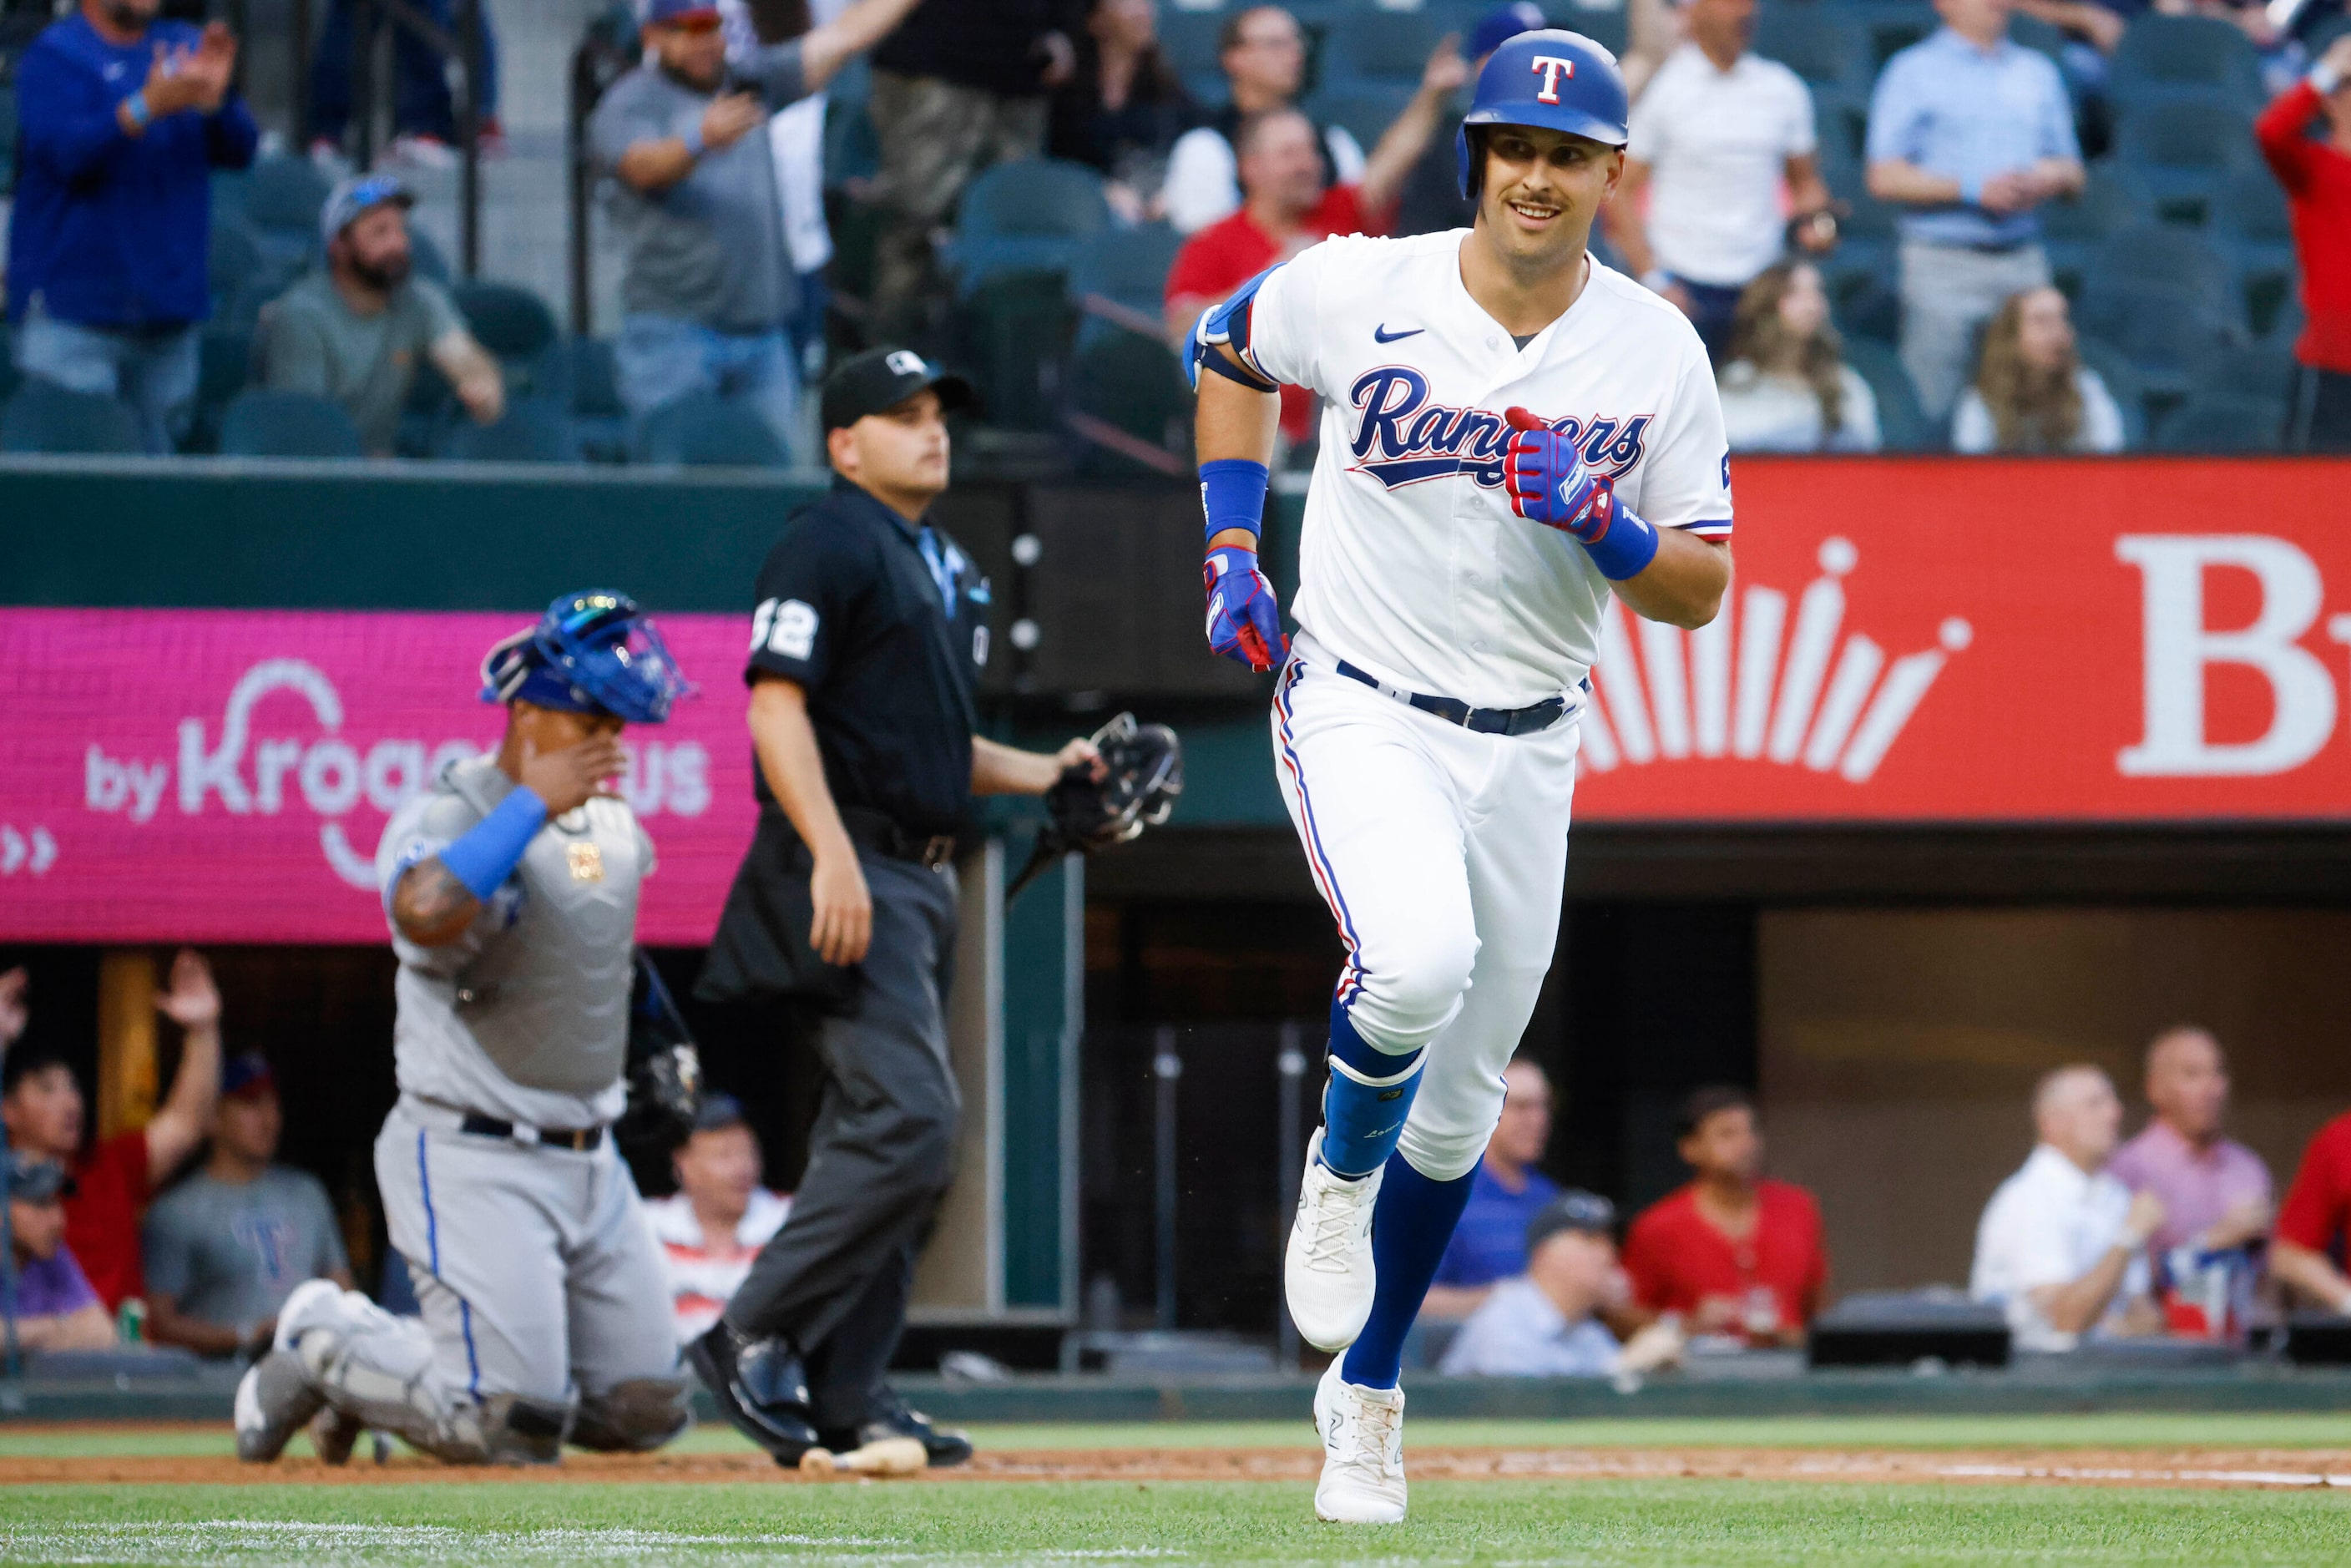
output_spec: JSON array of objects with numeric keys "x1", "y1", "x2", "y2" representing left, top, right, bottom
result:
[
  {"x1": 1200, "y1": 458, "x2": 1270, "y2": 546},
  {"x1": 435, "y1": 787, "x2": 548, "y2": 902}
]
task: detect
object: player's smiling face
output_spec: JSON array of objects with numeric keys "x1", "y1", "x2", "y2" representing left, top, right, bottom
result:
[{"x1": 1476, "y1": 124, "x2": 1621, "y2": 268}]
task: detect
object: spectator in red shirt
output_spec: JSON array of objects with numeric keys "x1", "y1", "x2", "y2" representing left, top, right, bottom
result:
[
  {"x1": 1620, "y1": 1085, "x2": 1827, "y2": 1346},
  {"x1": 2271, "y1": 1109, "x2": 2351, "y2": 1316},
  {"x1": 0, "y1": 952, "x2": 224, "y2": 1313},
  {"x1": 2257, "y1": 34, "x2": 2351, "y2": 452},
  {"x1": 1164, "y1": 96, "x2": 1450, "y2": 449}
]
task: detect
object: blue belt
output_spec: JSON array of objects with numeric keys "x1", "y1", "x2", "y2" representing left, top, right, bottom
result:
[{"x1": 1332, "y1": 659, "x2": 1569, "y2": 736}]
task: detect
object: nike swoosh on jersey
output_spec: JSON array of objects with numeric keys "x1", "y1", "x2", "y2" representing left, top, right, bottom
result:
[{"x1": 1372, "y1": 324, "x2": 1425, "y2": 343}]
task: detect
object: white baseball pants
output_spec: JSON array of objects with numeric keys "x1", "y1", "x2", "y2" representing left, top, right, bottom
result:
[{"x1": 1270, "y1": 636, "x2": 1580, "y2": 1182}]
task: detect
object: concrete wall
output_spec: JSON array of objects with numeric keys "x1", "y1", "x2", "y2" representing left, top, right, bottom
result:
[{"x1": 1760, "y1": 908, "x2": 2351, "y2": 1300}]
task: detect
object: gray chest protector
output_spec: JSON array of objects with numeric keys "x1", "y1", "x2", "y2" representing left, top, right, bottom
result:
[{"x1": 446, "y1": 770, "x2": 646, "y2": 1096}]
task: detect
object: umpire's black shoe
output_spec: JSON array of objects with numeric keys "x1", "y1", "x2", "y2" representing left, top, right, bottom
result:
[
  {"x1": 822, "y1": 1384, "x2": 974, "y2": 1468},
  {"x1": 687, "y1": 1322, "x2": 822, "y2": 1464}
]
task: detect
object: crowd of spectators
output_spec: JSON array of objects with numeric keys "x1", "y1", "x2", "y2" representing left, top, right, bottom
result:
[{"x1": 8, "y1": 0, "x2": 2350, "y2": 462}]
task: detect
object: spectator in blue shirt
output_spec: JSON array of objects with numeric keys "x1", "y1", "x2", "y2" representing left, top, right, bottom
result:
[
  {"x1": 7, "y1": 0, "x2": 258, "y2": 453},
  {"x1": 1865, "y1": 0, "x2": 2083, "y2": 421},
  {"x1": 1422, "y1": 1058, "x2": 1561, "y2": 1320}
]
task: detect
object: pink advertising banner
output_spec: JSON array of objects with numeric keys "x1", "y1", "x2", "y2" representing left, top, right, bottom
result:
[{"x1": 0, "y1": 609, "x2": 759, "y2": 945}]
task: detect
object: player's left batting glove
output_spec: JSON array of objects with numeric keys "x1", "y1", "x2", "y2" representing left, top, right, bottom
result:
[
  {"x1": 1501, "y1": 406, "x2": 1660, "y2": 580},
  {"x1": 1202, "y1": 545, "x2": 1289, "y2": 672}
]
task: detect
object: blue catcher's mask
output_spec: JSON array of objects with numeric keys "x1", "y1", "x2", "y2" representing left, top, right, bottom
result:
[{"x1": 479, "y1": 589, "x2": 696, "y2": 724}]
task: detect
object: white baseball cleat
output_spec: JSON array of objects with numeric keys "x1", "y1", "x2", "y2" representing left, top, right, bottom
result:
[
  {"x1": 1284, "y1": 1129, "x2": 1382, "y2": 1351},
  {"x1": 234, "y1": 1349, "x2": 325, "y2": 1464},
  {"x1": 1312, "y1": 1357, "x2": 1406, "y2": 1524}
]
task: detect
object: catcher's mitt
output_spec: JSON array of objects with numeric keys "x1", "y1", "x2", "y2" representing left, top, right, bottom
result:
[
  {"x1": 1007, "y1": 713, "x2": 1182, "y2": 903},
  {"x1": 615, "y1": 949, "x2": 704, "y2": 1156}
]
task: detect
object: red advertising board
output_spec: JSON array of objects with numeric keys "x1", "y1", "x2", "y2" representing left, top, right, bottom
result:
[
  {"x1": 1, "y1": 460, "x2": 2348, "y2": 944},
  {"x1": 1570, "y1": 458, "x2": 2351, "y2": 822}
]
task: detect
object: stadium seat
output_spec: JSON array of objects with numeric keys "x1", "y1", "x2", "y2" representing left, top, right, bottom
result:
[
  {"x1": 2086, "y1": 225, "x2": 2238, "y2": 326},
  {"x1": 1069, "y1": 224, "x2": 1187, "y2": 348},
  {"x1": 2116, "y1": 99, "x2": 2260, "y2": 224},
  {"x1": 1855, "y1": 0, "x2": 1934, "y2": 69},
  {"x1": 184, "y1": 327, "x2": 255, "y2": 454},
  {"x1": 2078, "y1": 284, "x2": 2230, "y2": 402},
  {"x1": 0, "y1": 381, "x2": 143, "y2": 455},
  {"x1": 2108, "y1": 14, "x2": 2266, "y2": 114},
  {"x1": 408, "y1": 224, "x2": 454, "y2": 286},
  {"x1": 2075, "y1": 337, "x2": 2151, "y2": 450},
  {"x1": 1753, "y1": 7, "x2": 1870, "y2": 100},
  {"x1": 1324, "y1": 7, "x2": 1451, "y2": 83},
  {"x1": 0, "y1": 326, "x2": 18, "y2": 409},
  {"x1": 1160, "y1": 7, "x2": 1229, "y2": 80},
  {"x1": 207, "y1": 215, "x2": 268, "y2": 329},
  {"x1": 2004, "y1": 12, "x2": 2069, "y2": 63},
  {"x1": 552, "y1": 338, "x2": 628, "y2": 463},
  {"x1": 958, "y1": 270, "x2": 1077, "y2": 432},
  {"x1": 2042, "y1": 163, "x2": 2155, "y2": 299},
  {"x1": 1554, "y1": 0, "x2": 1628, "y2": 60},
  {"x1": 1064, "y1": 329, "x2": 1195, "y2": 481},
  {"x1": 2152, "y1": 394, "x2": 2283, "y2": 453},
  {"x1": 438, "y1": 400, "x2": 579, "y2": 463},
  {"x1": 2202, "y1": 341, "x2": 2297, "y2": 408},
  {"x1": 242, "y1": 154, "x2": 333, "y2": 243},
  {"x1": 947, "y1": 159, "x2": 1114, "y2": 296},
  {"x1": 2215, "y1": 176, "x2": 2297, "y2": 337},
  {"x1": 216, "y1": 389, "x2": 367, "y2": 458},
  {"x1": 629, "y1": 391, "x2": 788, "y2": 468},
  {"x1": 1840, "y1": 339, "x2": 1938, "y2": 452},
  {"x1": 450, "y1": 280, "x2": 564, "y2": 400},
  {"x1": 1304, "y1": 82, "x2": 1413, "y2": 153}
]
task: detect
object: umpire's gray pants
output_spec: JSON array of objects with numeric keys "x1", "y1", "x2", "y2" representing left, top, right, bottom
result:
[
  {"x1": 723, "y1": 850, "x2": 961, "y2": 1427},
  {"x1": 1898, "y1": 239, "x2": 2052, "y2": 422}
]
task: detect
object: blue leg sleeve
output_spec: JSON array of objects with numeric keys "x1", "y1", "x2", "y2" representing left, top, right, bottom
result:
[
  {"x1": 1317, "y1": 1000, "x2": 1424, "y2": 1181},
  {"x1": 1339, "y1": 1154, "x2": 1478, "y2": 1391}
]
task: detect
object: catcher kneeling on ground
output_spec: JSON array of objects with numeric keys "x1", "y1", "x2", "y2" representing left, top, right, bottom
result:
[
  {"x1": 692, "y1": 346, "x2": 1177, "y2": 1469},
  {"x1": 238, "y1": 591, "x2": 698, "y2": 1465}
]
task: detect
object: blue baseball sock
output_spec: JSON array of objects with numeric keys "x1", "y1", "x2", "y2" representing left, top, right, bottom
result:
[
  {"x1": 1339, "y1": 1154, "x2": 1478, "y2": 1391},
  {"x1": 1317, "y1": 1000, "x2": 1423, "y2": 1180}
]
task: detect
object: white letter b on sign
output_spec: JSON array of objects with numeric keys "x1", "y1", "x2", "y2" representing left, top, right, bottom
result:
[{"x1": 2116, "y1": 534, "x2": 2335, "y2": 777}]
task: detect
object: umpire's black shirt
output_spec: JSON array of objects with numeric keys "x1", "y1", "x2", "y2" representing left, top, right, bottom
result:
[{"x1": 745, "y1": 475, "x2": 991, "y2": 837}]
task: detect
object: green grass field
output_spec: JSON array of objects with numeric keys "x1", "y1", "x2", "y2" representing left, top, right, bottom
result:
[{"x1": 1, "y1": 1416, "x2": 2347, "y2": 1566}]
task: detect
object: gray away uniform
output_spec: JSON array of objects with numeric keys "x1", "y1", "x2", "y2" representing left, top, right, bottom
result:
[{"x1": 281, "y1": 756, "x2": 687, "y2": 1464}]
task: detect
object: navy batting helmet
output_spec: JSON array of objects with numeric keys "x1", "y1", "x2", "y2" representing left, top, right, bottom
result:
[
  {"x1": 480, "y1": 589, "x2": 695, "y2": 724},
  {"x1": 1456, "y1": 28, "x2": 1630, "y2": 199}
]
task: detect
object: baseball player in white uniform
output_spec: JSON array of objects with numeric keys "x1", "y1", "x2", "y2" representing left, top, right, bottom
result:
[
  {"x1": 233, "y1": 591, "x2": 698, "y2": 1466},
  {"x1": 1187, "y1": 30, "x2": 1734, "y2": 1523}
]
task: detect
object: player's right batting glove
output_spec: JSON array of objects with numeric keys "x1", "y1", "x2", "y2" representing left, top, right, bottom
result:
[
  {"x1": 1501, "y1": 406, "x2": 1660, "y2": 580},
  {"x1": 1202, "y1": 544, "x2": 1288, "y2": 672}
]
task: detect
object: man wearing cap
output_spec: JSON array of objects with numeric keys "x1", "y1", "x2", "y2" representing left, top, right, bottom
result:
[
  {"x1": 691, "y1": 347, "x2": 1102, "y2": 1469},
  {"x1": 6, "y1": 0, "x2": 256, "y2": 453},
  {"x1": 256, "y1": 174, "x2": 503, "y2": 458},
  {"x1": 7, "y1": 1153, "x2": 116, "y2": 1353},
  {"x1": 141, "y1": 1054, "x2": 352, "y2": 1361},
  {"x1": 641, "y1": 1094, "x2": 794, "y2": 1344},
  {"x1": 589, "y1": 0, "x2": 925, "y2": 451},
  {"x1": 0, "y1": 953, "x2": 225, "y2": 1315},
  {"x1": 235, "y1": 592, "x2": 700, "y2": 1467},
  {"x1": 1438, "y1": 1191, "x2": 1637, "y2": 1377}
]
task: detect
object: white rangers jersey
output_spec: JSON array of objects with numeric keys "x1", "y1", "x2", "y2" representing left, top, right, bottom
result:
[{"x1": 1245, "y1": 230, "x2": 1735, "y2": 710}]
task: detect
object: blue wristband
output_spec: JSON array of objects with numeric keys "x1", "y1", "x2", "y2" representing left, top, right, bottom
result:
[
  {"x1": 124, "y1": 91, "x2": 152, "y2": 129},
  {"x1": 438, "y1": 787, "x2": 549, "y2": 902},
  {"x1": 682, "y1": 122, "x2": 706, "y2": 158},
  {"x1": 1583, "y1": 502, "x2": 1661, "y2": 581},
  {"x1": 1200, "y1": 458, "x2": 1270, "y2": 546}
]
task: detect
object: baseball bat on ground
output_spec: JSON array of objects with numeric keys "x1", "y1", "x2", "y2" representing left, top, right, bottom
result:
[{"x1": 797, "y1": 1437, "x2": 928, "y2": 1477}]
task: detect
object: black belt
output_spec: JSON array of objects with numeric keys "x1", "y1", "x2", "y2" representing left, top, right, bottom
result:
[
  {"x1": 458, "y1": 1113, "x2": 604, "y2": 1151},
  {"x1": 1333, "y1": 659, "x2": 1568, "y2": 736},
  {"x1": 839, "y1": 806, "x2": 958, "y2": 870}
]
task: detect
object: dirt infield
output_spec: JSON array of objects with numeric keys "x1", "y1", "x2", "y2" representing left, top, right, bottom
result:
[{"x1": 5, "y1": 1444, "x2": 2348, "y2": 1490}]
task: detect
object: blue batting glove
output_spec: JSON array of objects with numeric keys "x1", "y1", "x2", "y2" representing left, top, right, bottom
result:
[
  {"x1": 1202, "y1": 544, "x2": 1287, "y2": 672},
  {"x1": 1501, "y1": 405, "x2": 1661, "y2": 580}
]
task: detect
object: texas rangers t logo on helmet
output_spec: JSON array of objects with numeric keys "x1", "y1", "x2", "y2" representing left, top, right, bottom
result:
[{"x1": 1529, "y1": 55, "x2": 1575, "y2": 104}]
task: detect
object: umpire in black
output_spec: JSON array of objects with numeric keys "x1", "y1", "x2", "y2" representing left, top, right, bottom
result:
[{"x1": 691, "y1": 347, "x2": 1100, "y2": 1467}]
